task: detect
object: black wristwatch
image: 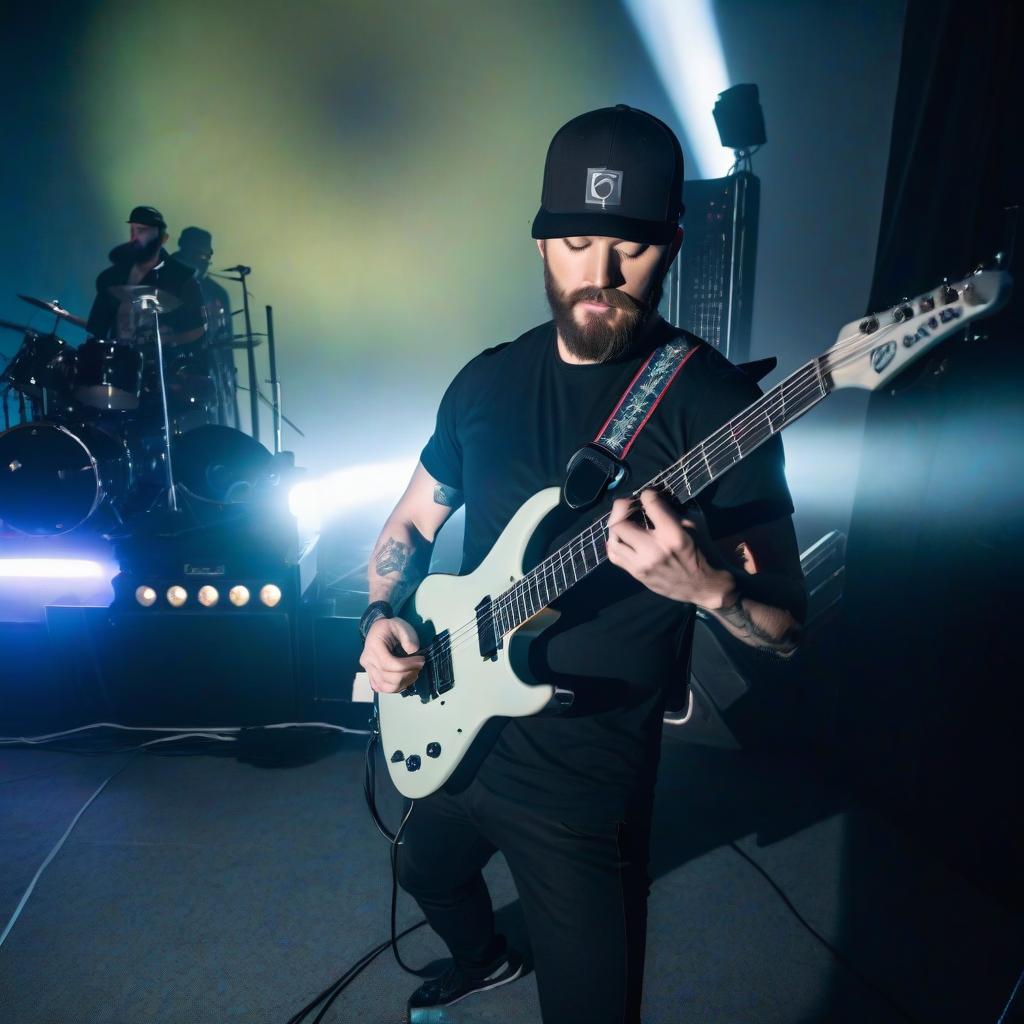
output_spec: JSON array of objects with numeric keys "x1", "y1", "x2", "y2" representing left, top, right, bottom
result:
[{"x1": 359, "y1": 600, "x2": 394, "y2": 639}]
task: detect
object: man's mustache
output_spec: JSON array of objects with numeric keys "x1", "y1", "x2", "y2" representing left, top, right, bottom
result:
[{"x1": 567, "y1": 287, "x2": 646, "y2": 313}]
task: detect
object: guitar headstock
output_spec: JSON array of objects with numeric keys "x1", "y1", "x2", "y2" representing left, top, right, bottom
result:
[{"x1": 826, "y1": 268, "x2": 1012, "y2": 391}]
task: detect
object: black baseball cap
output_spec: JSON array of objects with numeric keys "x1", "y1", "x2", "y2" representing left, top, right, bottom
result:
[
  {"x1": 178, "y1": 226, "x2": 213, "y2": 249},
  {"x1": 127, "y1": 205, "x2": 166, "y2": 229},
  {"x1": 531, "y1": 104, "x2": 684, "y2": 245}
]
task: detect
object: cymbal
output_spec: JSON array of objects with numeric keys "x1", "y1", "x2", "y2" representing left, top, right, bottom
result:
[
  {"x1": 108, "y1": 285, "x2": 181, "y2": 313},
  {"x1": 0, "y1": 317, "x2": 31, "y2": 334},
  {"x1": 16, "y1": 294, "x2": 88, "y2": 328},
  {"x1": 210, "y1": 335, "x2": 265, "y2": 349}
]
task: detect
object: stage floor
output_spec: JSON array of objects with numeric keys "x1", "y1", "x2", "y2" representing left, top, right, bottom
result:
[{"x1": 0, "y1": 727, "x2": 1019, "y2": 1024}]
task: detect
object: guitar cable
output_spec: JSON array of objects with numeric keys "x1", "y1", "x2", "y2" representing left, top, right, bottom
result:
[{"x1": 283, "y1": 720, "x2": 427, "y2": 1024}]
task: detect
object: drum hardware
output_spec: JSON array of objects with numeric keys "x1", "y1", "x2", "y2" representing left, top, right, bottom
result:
[
  {"x1": 16, "y1": 294, "x2": 89, "y2": 330},
  {"x1": 209, "y1": 335, "x2": 265, "y2": 349},
  {"x1": 1, "y1": 317, "x2": 33, "y2": 335},
  {"x1": 107, "y1": 285, "x2": 181, "y2": 313},
  {"x1": 265, "y1": 304, "x2": 282, "y2": 455},
  {"x1": 234, "y1": 382, "x2": 305, "y2": 438},
  {"x1": 220, "y1": 264, "x2": 261, "y2": 444},
  {"x1": 117, "y1": 291, "x2": 180, "y2": 513}
]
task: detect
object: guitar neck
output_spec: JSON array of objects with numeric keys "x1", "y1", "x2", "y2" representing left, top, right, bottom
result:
[{"x1": 489, "y1": 357, "x2": 832, "y2": 636}]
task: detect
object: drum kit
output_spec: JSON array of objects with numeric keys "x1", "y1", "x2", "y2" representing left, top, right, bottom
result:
[{"x1": 0, "y1": 290, "x2": 272, "y2": 536}]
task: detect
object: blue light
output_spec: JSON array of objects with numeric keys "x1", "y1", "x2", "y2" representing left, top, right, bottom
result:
[{"x1": 0, "y1": 558, "x2": 108, "y2": 579}]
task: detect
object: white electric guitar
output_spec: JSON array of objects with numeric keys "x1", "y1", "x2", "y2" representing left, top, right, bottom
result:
[{"x1": 371, "y1": 269, "x2": 1011, "y2": 799}]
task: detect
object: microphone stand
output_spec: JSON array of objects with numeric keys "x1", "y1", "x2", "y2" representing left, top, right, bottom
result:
[{"x1": 265, "y1": 304, "x2": 281, "y2": 455}]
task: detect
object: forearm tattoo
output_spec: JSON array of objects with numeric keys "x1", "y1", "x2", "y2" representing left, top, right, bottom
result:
[
  {"x1": 374, "y1": 538, "x2": 411, "y2": 577},
  {"x1": 716, "y1": 596, "x2": 800, "y2": 656},
  {"x1": 433, "y1": 484, "x2": 463, "y2": 508}
]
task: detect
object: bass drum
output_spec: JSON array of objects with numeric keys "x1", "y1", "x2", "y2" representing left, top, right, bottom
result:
[{"x1": 0, "y1": 422, "x2": 132, "y2": 535}]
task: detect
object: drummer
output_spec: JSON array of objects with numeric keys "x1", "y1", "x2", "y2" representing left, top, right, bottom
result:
[
  {"x1": 86, "y1": 206, "x2": 207, "y2": 349},
  {"x1": 171, "y1": 226, "x2": 239, "y2": 427}
]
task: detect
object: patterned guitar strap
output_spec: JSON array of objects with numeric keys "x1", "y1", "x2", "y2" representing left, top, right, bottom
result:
[{"x1": 562, "y1": 328, "x2": 701, "y2": 510}]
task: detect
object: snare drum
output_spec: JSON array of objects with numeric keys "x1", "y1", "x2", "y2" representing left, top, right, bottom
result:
[{"x1": 73, "y1": 338, "x2": 143, "y2": 410}]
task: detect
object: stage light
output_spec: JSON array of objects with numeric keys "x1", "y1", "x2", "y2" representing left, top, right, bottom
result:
[
  {"x1": 229, "y1": 585, "x2": 250, "y2": 607},
  {"x1": 623, "y1": 0, "x2": 733, "y2": 178},
  {"x1": 712, "y1": 84, "x2": 766, "y2": 151},
  {"x1": 166, "y1": 586, "x2": 188, "y2": 608},
  {"x1": 135, "y1": 585, "x2": 157, "y2": 607},
  {"x1": 288, "y1": 457, "x2": 417, "y2": 531},
  {"x1": 0, "y1": 558, "x2": 106, "y2": 579},
  {"x1": 197, "y1": 585, "x2": 220, "y2": 607},
  {"x1": 259, "y1": 584, "x2": 282, "y2": 608}
]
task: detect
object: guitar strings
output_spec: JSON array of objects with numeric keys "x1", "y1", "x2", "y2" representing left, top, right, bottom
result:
[
  {"x1": 413, "y1": 310, "x2": 923, "y2": 670},
  {"x1": 419, "y1": 317, "x2": 899, "y2": 668},
  {"x1": 422, "y1": 352, "x2": 853, "y2": 668}
]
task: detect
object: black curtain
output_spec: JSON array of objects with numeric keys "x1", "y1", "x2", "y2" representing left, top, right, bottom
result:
[{"x1": 835, "y1": 0, "x2": 1024, "y2": 907}]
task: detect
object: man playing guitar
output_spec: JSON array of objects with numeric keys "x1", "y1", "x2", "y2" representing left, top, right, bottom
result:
[{"x1": 359, "y1": 105, "x2": 806, "y2": 1023}]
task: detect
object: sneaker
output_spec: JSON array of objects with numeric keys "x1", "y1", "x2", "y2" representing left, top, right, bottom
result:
[{"x1": 407, "y1": 948, "x2": 524, "y2": 1012}]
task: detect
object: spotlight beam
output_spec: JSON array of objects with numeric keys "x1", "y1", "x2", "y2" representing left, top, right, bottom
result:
[{"x1": 623, "y1": 0, "x2": 732, "y2": 178}]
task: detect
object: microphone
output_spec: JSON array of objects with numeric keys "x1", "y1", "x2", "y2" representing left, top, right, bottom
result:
[{"x1": 221, "y1": 265, "x2": 251, "y2": 274}]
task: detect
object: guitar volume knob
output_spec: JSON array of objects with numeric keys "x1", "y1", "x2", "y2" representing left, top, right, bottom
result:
[
  {"x1": 426, "y1": 742, "x2": 442, "y2": 758},
  {"x1": 405, "y1": 755, "x2": 421, "y2": 772}
]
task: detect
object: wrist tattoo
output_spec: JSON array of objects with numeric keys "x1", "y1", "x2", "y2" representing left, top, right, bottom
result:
[
  {"x1": 433, "y1": 484, "x2": 463, "y2": 508},
  {"x1": 717, "y1": 596, "x2": 800, "y2": 655},
  {"x1": 374, "y1": 537, "x2": 411, "y2": 577}
]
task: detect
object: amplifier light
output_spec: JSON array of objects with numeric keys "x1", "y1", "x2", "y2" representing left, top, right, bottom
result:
[
  {"x1": 259, "y1": 584, "x2": 282, "y2": 608},
  {"x1": 229, "y1": 585, "x2": 250, "y2": 607},
  {"x1": 197, "y1": 585, "x2": 220, "y2": 607},
  {"x1": 135, "y1": 585, "x2": 157, "y2": 607},
  {"x1": 166, "y1": 585, "x2": 188, "y2": 608}
]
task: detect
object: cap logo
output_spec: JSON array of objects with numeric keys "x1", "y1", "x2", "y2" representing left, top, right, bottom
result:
[{"x1": 585, "y1": 167, "x2": 623, "y2": 209}]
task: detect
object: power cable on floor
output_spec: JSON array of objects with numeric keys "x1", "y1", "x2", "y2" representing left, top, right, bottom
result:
[
  {"x1": 0, "y1": 749, "x2": 140, "y2": 950},
  {"x1": 996, "y1": 965, "x2": 1024, "y2": 1024},
  {"x1": 0, "y1": 720, "x2": 371, "y2": 747},
  {"x1": 729, "y1": 839, "x2": 922, "y2": 1024}
]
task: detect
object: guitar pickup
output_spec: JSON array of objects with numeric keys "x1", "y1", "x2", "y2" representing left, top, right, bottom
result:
[
  {"x1": 475, "y1": 597, "x2": 500, "y2": 660},
  {"x1": 400, "y1": 630, "x2": 453, "y2": 702}
]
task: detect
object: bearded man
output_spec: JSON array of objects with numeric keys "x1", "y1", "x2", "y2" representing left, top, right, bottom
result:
[{"x1": 359, "y1": 105, "x2": 806, "y2": 1023}]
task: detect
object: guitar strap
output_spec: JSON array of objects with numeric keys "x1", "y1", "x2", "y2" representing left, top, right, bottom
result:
[{"x1": 562, "y1": 328, "x2": 702, "y2": 510}]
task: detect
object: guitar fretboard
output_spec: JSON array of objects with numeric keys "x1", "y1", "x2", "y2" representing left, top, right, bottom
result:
[{"x1": 488, "y1": 357, "x2": 831, "y2": 637}]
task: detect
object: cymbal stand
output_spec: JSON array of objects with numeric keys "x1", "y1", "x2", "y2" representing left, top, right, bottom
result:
[
  {"x1": 233, "y1": 266, "x2": 260, "y2": 444},
  {"x1": 265, "y1": 304, "x2": 281, "y2": 454},
  {"x1": 138, "y1": 294, "x2": 178, "y2": 513}
]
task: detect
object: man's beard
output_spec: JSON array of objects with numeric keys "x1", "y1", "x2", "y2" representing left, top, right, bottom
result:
[
  {"x1": 543, "y1": 257, "x2": 666, "y2": 363},
  {"x1": 109, "y1": 234, "x2": 163, "y2": 266}
]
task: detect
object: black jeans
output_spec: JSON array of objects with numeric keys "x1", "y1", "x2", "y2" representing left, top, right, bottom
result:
[{"x1": 397, "y1": 777, "x2": 653, "y2": 1024}]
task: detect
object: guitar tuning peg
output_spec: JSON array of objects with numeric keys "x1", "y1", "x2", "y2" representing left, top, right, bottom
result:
[{"x1": 940, "y1": 278, "x2": 959, "y2": 304}]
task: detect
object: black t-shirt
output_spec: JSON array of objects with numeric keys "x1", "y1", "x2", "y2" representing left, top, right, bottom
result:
[
  {"x1": 420, "y1": 316, "x2": 793, "y2": 819},
  {"x1": 86, "y1": 251, "x2": 207, "y2": 343}
]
